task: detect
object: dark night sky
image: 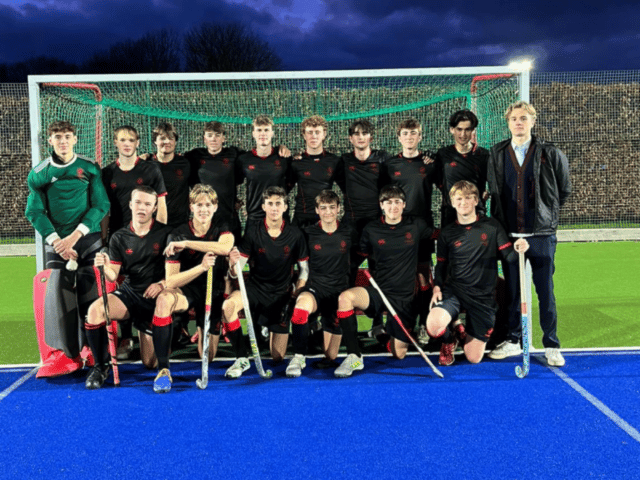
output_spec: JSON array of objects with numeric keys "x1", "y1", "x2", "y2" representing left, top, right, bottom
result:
[{"x1": 2, "y1": 0, "x2": 640, "y2": 72}]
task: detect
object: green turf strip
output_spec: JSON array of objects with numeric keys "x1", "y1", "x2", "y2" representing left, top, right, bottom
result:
[{"x1": 1, "y1": 242, "x2": 638, "y2": 364}]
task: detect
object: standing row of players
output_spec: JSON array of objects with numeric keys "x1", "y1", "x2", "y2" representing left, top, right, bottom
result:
[{"x1": 26, "y1": 101, "x2": 570, "y2": 391}]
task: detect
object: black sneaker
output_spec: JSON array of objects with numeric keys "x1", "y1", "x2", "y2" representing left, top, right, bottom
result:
[
  {"x1": 312, "y1": 357, "x2": 340, "y2": 369},
  {"x1": 85, "y1": 365, "x2": 110, "y2": 390}
]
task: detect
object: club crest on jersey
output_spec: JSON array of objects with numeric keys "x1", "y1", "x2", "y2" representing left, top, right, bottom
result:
[
  {"x1": 349, "y1": 166, "x2": 356, "y2": 171},
  {"x1": 248, "y1": 165, "x2": 256, "y2": 170},
  {"x1": 76, "y1": 168, "x2": 85, "y2": 180},
  {"x1": 275, "y1": 160, "x2": 282, "y2": 169},
  {"x1": 450, "y1": 162, "x2": 457, "y2": 167},
  {"x1": 283, "y1": 245, "x2": 291, "y2": 255},
  {"x1": 377, "y1": 239, "x2": 386, "y2": 245},
  {"x1": 394, "y1": 171, "x2": 401, "y2": 177},
  {"x1": 200, "y1": 159, "x2": 206, "y2": 165},
  {"x1": 153, "y1": 243, "x2": 161, "y2": 255},
  {"x1": 175, "y1": 169, "x2": 184, "y2": 179},
  {"x1": 404, "y1": 232, "x2": 414, "y2": 245},
  {"x1": 304, "y1": 171, "x2": 311, "y2": 177},
  {"x1": 369, "y1": 164, "x2": 378, "y2": 172},
  {"x1": 481, "y1": 232, "x2": 488, "y2": 247},
  {"x1": 223, "y1": 158, "x2": 229, "y2": 165},
  {"x1": 313, "y1": 244, "x2": 322, "y2": 250},
  {"x1": 454, "y1": 240, "x2": 462, "y2": 248},
  {"x1": 340, "y1": 240, "x2": 347, "y2": 253},
  {"x1": 258, "y1": 248, "x2": 266, "y2": 254},
  {"x1": 136, "y1": 178, "x2": 144, "y2": 185},
  {"x1": 327, "y1": 167, "x2": 333, "y2": 175},
  {"x1": 110, "y1": 182, "x2": 117, "y2": 190},
  {"x1": 126, "y1": 248, "x2": 134, "y2": 255}
]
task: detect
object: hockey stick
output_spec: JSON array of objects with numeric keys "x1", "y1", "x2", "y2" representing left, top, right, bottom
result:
[
  {"x1": 196, "y1": 266, "x2": 214, "y2": 389},
  {"x1": 515, "y1": 250, "x2": 530, "y2": 378},
  {"x1": 364, "y1": 270, "x2": 444, "y2": 379},
  {"x1": 236, "y1": 260, "x2": 273, "y2": 379},
  {"x1": 98, "y1": 263, "x2": 120, "y2": 386}
]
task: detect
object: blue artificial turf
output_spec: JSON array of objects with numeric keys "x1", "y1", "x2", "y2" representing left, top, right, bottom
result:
[{"x1": 1, "y1": 354, "x2": 639, "y2": 480}]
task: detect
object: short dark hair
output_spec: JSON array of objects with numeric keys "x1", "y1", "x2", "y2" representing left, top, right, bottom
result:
[
  {"x1": 379, "y1": 184, "x2": 406, "y2": 203},
  {"x1": 47, "y1": 121, "x2": 76, "y2": 136},
  {"x1": 449, "y1": 110, "x2": 478, "y2": 130},
  {"x1": 397, "y1": 118, "x2": 422, "y2": 136},
  {"x1": 348, "y1": 119, "x2": 373, "y2": 137},
  {"x1": 314, "y1": 189, "x2": 340, "y2": 208},
  {"x1": 203, "y1": 121, "x2": 226, "y2": 136},
  {"x1": 262, "y1": 186, "x2": 287, "y2": 202},
  {"x1": 152, "y1": 122, "x2": 179, "y2": 143}
]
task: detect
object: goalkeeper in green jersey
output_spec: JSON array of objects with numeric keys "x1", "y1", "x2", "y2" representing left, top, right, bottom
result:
[{"x1": 26, "y1": 121, "x2": 110, "y2": 378}]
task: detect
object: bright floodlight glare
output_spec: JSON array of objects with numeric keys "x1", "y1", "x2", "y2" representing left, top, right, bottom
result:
[{"x1": 509, "y1": 59, "x2": 533, "y2": 71}]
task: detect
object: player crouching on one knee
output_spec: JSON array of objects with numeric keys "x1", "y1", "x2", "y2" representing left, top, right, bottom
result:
[
  {"x1": 426, "y1": 180, "x2": 529, "y2": 366},
  {"x1": 335, "y1": 185, "x2": 435, "y2": 378},
  {"x1": 84, "y1": 186, "x2": 173, "y2": 391},
  {"x1": 162, "y1": 184, "x2": 234, "y2": 365},
  {"x1": 222, "y1": 186, "x2": 309, "y2": 379}
]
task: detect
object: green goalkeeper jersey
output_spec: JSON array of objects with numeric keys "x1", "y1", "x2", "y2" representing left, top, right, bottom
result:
[{"x1": 25, "y1": 153, "x2": 110, "y2": 241}]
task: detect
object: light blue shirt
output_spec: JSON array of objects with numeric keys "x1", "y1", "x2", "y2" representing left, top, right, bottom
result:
[{"x1": 511, "y1": 138, "x2": 531, "y2": 166}]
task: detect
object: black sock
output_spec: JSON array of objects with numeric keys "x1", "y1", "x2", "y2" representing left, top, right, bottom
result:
[
  {"x1": 85, "y1": 322, "x2": 109, "y2": 368},
  {"x1": 153, "y1": 324, "x2": 172, "y2": 370},
  {"x1": 121, "y1": 321, "x2": 133, "y2": 339},
  {"x1": 291, "y1": 323, "x2": 308, "y2": 355},
  {"x1": 226, "y1": 320, "x2": 247, "y2": 358},
  {"x1": 339, "y1": 311, "x2": 361, "y2": 356}
]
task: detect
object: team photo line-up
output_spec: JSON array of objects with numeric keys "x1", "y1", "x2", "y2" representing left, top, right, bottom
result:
[{"x1": 26, "y1": 99, "x2": 570, "y2": 392}]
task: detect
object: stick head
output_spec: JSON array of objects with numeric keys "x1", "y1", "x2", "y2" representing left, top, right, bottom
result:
[
  {"x1": 196, "y1": 379, "x2": 208, "y2": 389},
  {"x1": 515, "y1": 365, "x2": 529, "y2": 378}
]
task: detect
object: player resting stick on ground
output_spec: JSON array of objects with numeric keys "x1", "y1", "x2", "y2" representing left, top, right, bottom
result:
[
  {"x1": 426, "y1": 180, "x2": 528, "y2": 366},
  {"x1": 84, "y1": 186, "x2": 173, "y2": 391},
  {"x1": 334, "y1": 184, "x2": 436, "y2": 378},
  {"x1": 223, "y1": 186, "x2": 309, "y2": 379}
]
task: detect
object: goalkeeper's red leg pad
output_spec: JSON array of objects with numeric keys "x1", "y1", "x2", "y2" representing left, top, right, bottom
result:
[{"x1": 37, "y1": 350, "x2": 83, "y2": 378}]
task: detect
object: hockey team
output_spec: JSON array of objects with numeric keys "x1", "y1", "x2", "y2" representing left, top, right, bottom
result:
[{"x1": 25, "y1": 100, "x2": 571, "y2": 392}]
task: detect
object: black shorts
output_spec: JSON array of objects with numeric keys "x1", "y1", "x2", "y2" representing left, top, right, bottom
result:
[
  {"x1": 363, "y1": 286, "x2": 417, "y2": 344},
  {"x1": 298, "y1": 285, "x2": 342, "y2": 335},
  {"x1": 112, "y1": 282, "x2": 157, "y2": 334},
  {"x1": 245, "y1": 283, "x2": 292, "y2": 334},
  {"x1": 180, "y1": 283, "x2": 224, "y2": 334},
  {"x1": 438, "y1": 287, "x2": 497, "y2": 342}
]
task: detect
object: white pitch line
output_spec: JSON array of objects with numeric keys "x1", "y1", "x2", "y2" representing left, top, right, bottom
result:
[
  {"x1": 0, "y1": 366, "x2": 39, "y2": 402},
  {"x1": 538, "y1": 358, "x2": 640, "y2": 444}
]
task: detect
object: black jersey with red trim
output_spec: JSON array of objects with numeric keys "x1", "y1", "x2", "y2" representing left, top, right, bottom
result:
[
  {"x1": 359, "y1": 216, "x2": 434, "y2": 301},
  {"x1": 237, "y1": 148, "x2": 292, "y2": 221},
  {"x1": 108, "y1": 220, "x2": 172, "y2": 294},
  {"x1": 434, "y1": 215, "x2": 516, "y2": 298},
  {"x1": 238, "y1": 219, "x2": 309, "y2": 296},
  {"x1": 290, "y1": 151, "x2": 343, "y2": 218},
  {"x1": 382, "y1": 152, "x2": 438, "y2": 225},
  {"x1": 435, "y1": 145, "x2": 489, "y2": 208},
  {"x1": 341, "y1": 150, "x2": 390, "y2": 223},
  {"x1": 166, "y1": 218, "x2": 231, "y2": 291},
  {"x1": 184, "y1": 147, "x2": 244, "y2": 222},
  {"x1": 150, "y1": 154, "x2": 191, "y2": 228},
  {"x1": 303, "y1": 221, "x2": 356, "y2": 293},
  {"x1": 102, "y1": 158, "x2": 167, "y2": 233}
]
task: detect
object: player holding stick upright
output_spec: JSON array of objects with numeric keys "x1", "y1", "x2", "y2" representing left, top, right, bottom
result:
[
  {"x1": 84, "y1": 186, "x2": 172, "y2": 391},
  {"x1": 334, "y1": 185, "x2": 435, "y2": 378},
  {"x1": 288, "y1": 190, "x2": 356, "y2": 376},
  {"x1": 163, "y1": 184, "x2": 234, "y2": 361},
  {"x1": 222, "y1": 187, "x2": 309, "y2": 379},
  {"x1": 487, "y1": 101, "x2": 571, "y2": 367},
  {"x1": 426, "y1": 181, "x2": 529, "y2": 366},
  {"x1": 289, "y1": 115, "x2": 343, "y2": 228},
  {"x1": 26, "y1": 121, "x2": 110, "y2": 377}
]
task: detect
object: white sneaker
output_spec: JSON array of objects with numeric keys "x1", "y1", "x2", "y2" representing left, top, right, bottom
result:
[
  {"x1": 488, "y1": 341, "x2": 522, "y2": 360},
  {"x1": 334, "y1": 353, "x2": 364, "y2": 378},
  {"x1": 116, "y1": 337, "x2": 134, "y2": 360},
  {"x1": 285, "y1": 354, "x2": 306, "y2": 378},
  {"x1": 225, "y1": 357, "x2": 250, "y2": 379},
  {"x1": 545, "y1": 348, "x2": 565, "y2": 367}
]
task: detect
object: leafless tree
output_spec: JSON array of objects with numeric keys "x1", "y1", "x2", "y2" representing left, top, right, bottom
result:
[
  {"x1": 184, "y1": 22, "x2": 282, "y2": 72},
  {"x1": 83, "y1": 29, "x2": 181, "y2": 74}
]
